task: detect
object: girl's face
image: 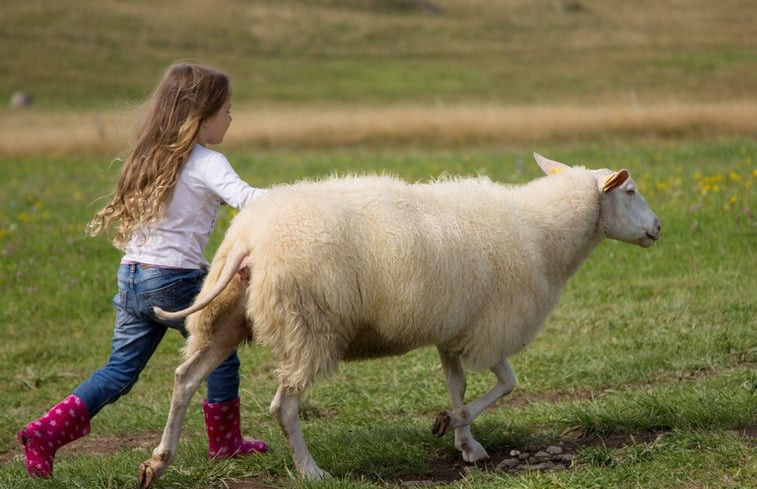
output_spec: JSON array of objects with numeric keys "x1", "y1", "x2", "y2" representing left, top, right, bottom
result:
[{"x1": 197, "y1": 98, "x2": 232, "y2": 146}]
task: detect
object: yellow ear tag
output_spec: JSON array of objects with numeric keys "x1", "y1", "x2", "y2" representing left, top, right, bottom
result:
[
  {"x1": 602, "y1": 172, "x2": 619, "y2": 192},
  {"x1": 548, "y1": 167, "x2": 565, "y2": 175}
]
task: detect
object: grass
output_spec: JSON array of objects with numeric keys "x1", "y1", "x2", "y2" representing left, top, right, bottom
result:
[
  {"x1": 2, "y1": 0, "x2": 757, "y2": 109},
  {"x1": 0, "y1": 140, "x2": 755, "y2": 488}
]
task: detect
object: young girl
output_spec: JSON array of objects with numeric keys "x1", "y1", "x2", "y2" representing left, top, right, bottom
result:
[{"x1": 18, "y1": 62, "x2": 268, "y2": 478}]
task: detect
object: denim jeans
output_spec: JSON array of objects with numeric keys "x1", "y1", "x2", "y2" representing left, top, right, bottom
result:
[{"x1": 73, "y1": 263, "x2": 240, "y2": 417}]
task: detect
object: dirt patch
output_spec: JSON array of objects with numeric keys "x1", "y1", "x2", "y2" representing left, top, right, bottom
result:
[
  {"x1": 499, "y1": 363, "x2": 750, "y2": 410},
  {"x1": 221, "y1": 429, "x2": 674, "y2": 488},
  {"x1": 391, "y1": 439, "x2": 587, "y2": 486},
  {"x1": 1, "y1": 431, "x2": 160, "y2": 465},
  {"x1": 227, "y1": 478, "x2": 279, "y2": 489},
  {"x1": 389, "y1": 425, "x2": 757, "y2": 486},
  {"x1": 0, "y1": 450, "x2": 14, "y2": 465},
  {"x1": 67, "y1": 430, "x2": 161, "y2": 456},
  {"x1": 3, "y1": 426, "x2": 754, "y2": 486}
]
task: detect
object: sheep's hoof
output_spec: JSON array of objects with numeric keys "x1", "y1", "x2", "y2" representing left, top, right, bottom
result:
[
  {"x1": 460, "y1": 441, "x2": 489, "y2": 463},
  {"x1": 432, "y1": 411, "x2": 451, "y2": 437},
  {"x1": 137, "y1": 461, "x2": 159, "y2": 489}
]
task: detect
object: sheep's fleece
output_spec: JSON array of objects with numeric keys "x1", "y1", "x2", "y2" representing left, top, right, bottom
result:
[{"x1": 138, "y1": 154, "x2": 660, "y2": 486}]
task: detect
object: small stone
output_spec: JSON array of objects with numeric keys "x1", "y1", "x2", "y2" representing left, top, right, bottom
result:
[
  {"x1": 559, "y1": 453, "x2": 575, "y2": 464},
  {"x1": 497, "y1": 458, "x2": 520, "y2": 470},
  {"x1": 509, "y1": 449, "x2": 521, "y2": 457},
  {"x1": 9, "y1": 91, "x2": 32, "y2": 109},
  {"x1": 546, "y1": 445, "x2": 563, "y2": 455},
  {"x1": 534, "y1": 450, "x2": 551, "y2": 462},
  {"x1": 518, "y1": 452, "x2": 529, "y2": 460}
]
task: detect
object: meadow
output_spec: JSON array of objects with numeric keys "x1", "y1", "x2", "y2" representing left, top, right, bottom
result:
[
  {"x1": 1, "y1": 141, "x2": 755, "y2": 488},
  {"x1": 1, "y1": 0, "x2": 756, "y2": 488}
]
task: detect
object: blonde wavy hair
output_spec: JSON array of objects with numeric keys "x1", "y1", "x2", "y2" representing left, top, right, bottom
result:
[{"x1": 88, "y1": 63, "x2": 231, "y2": 249}]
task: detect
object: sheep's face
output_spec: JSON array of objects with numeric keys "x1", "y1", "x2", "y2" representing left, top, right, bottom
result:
[
  {"x1": 597, "y1": 170, "x2": 661, "y2": 248},
  {"x1": 533, "y1": 152, "x2": 660, "y2": 248}
]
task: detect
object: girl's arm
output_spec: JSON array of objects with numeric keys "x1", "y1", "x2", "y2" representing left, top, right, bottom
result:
[{"x1": 199, "y1": 152, "x2": 267, "y2": 210}]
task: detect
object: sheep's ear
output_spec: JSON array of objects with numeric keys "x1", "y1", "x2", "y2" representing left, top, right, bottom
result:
[
  {"x1": 534, "y1": 153, "x2": 571, "y2": 175},
  {"x1": 600, "y1": 169, "x2": 630, "y2": 193}
]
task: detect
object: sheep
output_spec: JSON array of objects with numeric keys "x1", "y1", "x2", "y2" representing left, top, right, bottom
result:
[{"x1": 137, "y1": 153, "x2": 660, "y2": 487}]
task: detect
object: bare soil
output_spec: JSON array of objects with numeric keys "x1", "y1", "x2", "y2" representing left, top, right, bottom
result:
[{"x1": 0, "y1": 430, "x2": 160, "y2": 465}]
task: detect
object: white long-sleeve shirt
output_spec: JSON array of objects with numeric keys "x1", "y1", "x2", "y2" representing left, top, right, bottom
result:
[{"x1": 122, "y1": 144, "x2": 266, "y2": 269}]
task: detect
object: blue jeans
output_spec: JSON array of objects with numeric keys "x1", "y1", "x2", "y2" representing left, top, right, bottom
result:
[{"x1": 73, "y1": 264, "x2": 240, "y2": 417}]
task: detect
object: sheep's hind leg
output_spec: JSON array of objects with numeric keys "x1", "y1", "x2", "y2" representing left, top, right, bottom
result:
[
  {"x1": 138, "y1": 321, "x2": 247, "y2": 489},
  {"x1": 270, "y1": 385, "x2": 328, "y2": 480},
  {"x1": 432, "y1": 350, "x2": 487, "y2": 462},
  {"x1": 432, "y1": 352, "x2": 516, "y2": 463}
]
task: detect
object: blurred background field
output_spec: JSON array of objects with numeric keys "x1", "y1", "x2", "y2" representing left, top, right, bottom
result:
[
  {"x1": 2, "y1": 0, "x2": 757, "y2": 155},
  {"x1": 0, "y1": 1, "x2": 755, "y2": 488}
]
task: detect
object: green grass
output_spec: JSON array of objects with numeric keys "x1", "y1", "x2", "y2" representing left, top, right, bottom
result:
[
  {"x1": 2, "y1": 0, "x2": 757, "y2": 108},
  {"x1": 1, "y1": 140, "x2": 755, "y2": 488}
]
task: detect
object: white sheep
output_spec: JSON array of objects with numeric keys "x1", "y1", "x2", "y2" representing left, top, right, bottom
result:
[{"x1": 138, "y1": 153, "x2": 660, "y2": 486}]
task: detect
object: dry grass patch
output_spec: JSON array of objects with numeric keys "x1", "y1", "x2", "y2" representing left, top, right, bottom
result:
[{"x1": 3, "y1": 101, "x2": 757, "y2": 157}]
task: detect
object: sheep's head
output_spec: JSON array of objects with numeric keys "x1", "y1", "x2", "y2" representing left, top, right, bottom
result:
[{"x1": 533, "y1": 153, "x2": 661, "y2": 248}]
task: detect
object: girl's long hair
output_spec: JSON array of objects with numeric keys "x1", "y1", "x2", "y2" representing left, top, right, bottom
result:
[{"x1": 88, "y1": 63, "x2": 231, "y2": 249}]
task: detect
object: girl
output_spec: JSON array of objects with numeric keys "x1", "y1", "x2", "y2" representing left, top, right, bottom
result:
[{"x1": 18, "y1": 62, "x2": 268, "y2": 478}]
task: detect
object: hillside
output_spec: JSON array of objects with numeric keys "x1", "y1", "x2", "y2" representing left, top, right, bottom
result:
[
  {"x1": 1, "y1": 0, "x2": 756, "y2": 154},
  {"x1": 3, "y1": 0, "x2": 755, "y2": 108}
]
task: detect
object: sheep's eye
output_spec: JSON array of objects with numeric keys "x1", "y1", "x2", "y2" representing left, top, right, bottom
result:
[{"x1": 627, "y1": 188, "x2": 636, "y2": 196}]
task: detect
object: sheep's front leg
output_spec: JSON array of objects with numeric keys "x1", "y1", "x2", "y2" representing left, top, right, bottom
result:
[
  {"x1": 138, "y1": 320, "x2": 246, "y2": 488},
  {"x1": 432, "y1": 351, "x2": 516, "y2": 463},
  {"x1": 137, "y1": 350, "x2": 221, "y2": 488},
  {"x1": 270, "y1": 385, "x2": 328, "y2": 479}
]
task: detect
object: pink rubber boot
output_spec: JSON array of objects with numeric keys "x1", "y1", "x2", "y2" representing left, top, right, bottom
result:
[
  {"x1": 203, "y1": 397, "x2": 267, "y2": 458},
  {"x1": 17, "y1": 394, "x2": 91, "y2": 478}
]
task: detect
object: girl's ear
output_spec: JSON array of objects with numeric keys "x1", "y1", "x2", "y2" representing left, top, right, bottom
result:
[{"x1": 533, "y1": 153, "x2": 572, "y2": 175}]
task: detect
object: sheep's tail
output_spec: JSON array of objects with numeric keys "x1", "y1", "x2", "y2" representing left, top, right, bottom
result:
[{"x1": 154, "y1": 242, "x2": 250, "y2": 320}]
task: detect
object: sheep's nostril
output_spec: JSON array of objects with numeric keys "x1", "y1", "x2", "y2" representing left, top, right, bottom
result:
[
  {"x1": 645, "y1": 220, "x2": 661, "y2": 241},
  {"x1": 646, "y1": 219, "x2": 661, "y2": 241}
]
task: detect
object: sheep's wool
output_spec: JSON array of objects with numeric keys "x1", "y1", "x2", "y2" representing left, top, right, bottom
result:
[{"x1": 188, "y1": 172, "x2": 604, "y2": 390}]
